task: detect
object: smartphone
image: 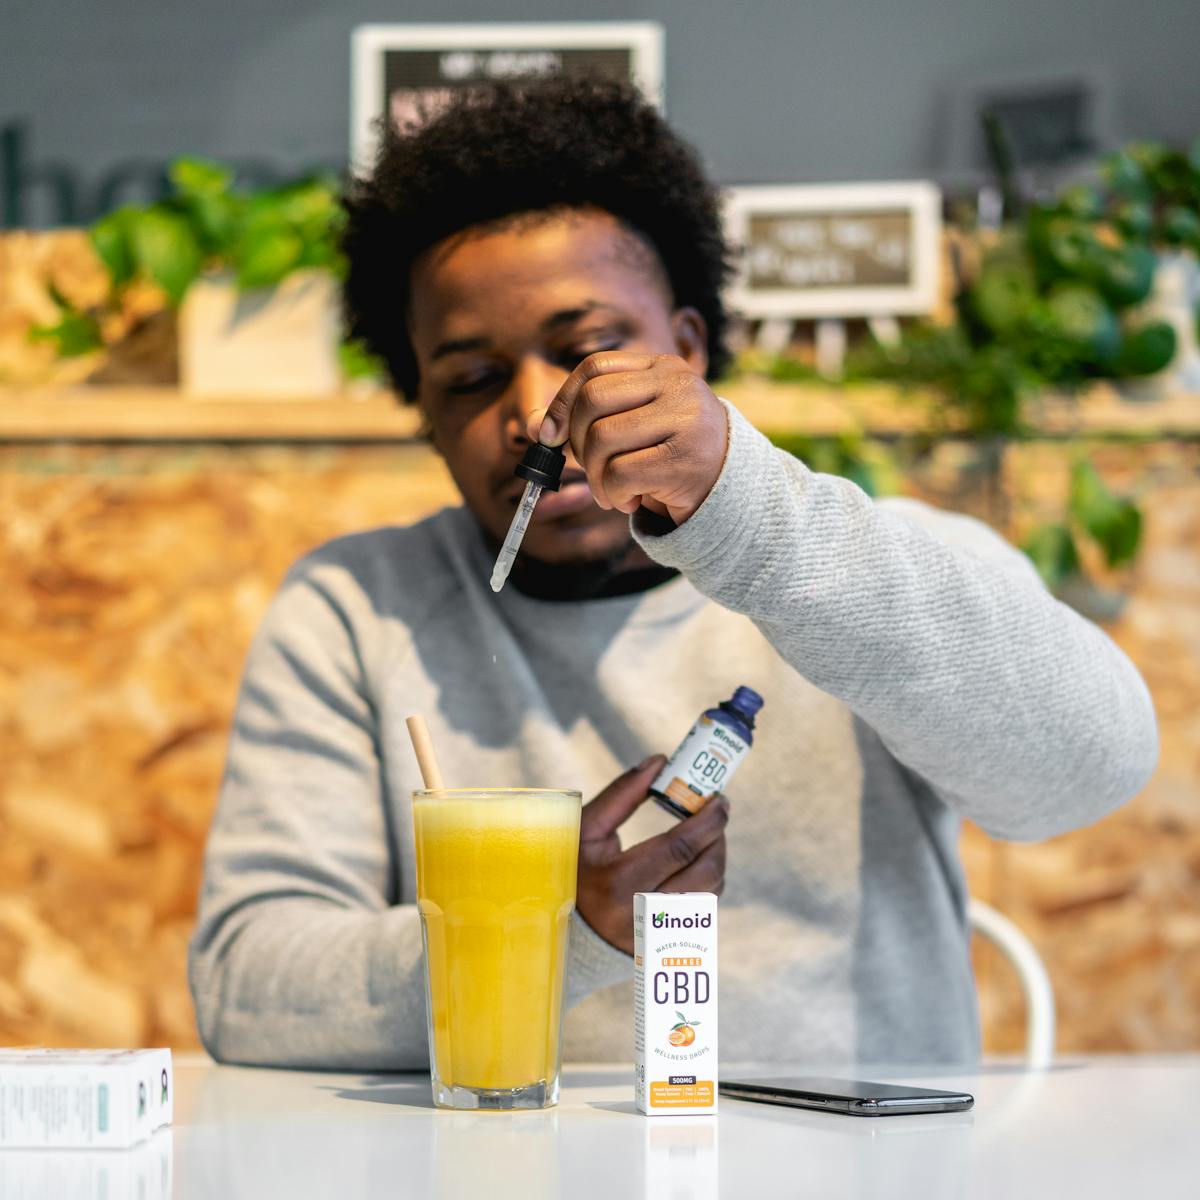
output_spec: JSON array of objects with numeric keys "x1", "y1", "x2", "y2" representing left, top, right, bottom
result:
[{"x1": 718, "y1": 1076, "x2": 974, "y2": 1117}]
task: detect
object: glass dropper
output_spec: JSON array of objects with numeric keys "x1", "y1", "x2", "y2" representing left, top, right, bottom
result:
[{"x1": 490, "y1": 442, "x2": 566, "y2": 593}]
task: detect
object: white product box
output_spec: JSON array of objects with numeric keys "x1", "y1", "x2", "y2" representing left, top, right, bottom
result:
[
  {"x1": 634, "y1": 892, "x2": 718, "y2": 1116},
  {"x1": 0, "y1": 1048, "x2": 173, "y2": 1148}
]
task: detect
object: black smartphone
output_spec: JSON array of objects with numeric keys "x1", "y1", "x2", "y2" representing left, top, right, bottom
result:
[{"x1": 718, "y1": 1076, "x2": 974, "y2": 1117}]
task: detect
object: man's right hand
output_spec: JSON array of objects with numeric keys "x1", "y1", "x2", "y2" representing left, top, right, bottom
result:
[{"x1": 575, "y1": 755, "x2": 729, "y2": 956}]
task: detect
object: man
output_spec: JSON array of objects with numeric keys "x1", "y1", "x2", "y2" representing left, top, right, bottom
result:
[{"x1": 188, "y1": 78, "x2": 1157, "y2": 1068}]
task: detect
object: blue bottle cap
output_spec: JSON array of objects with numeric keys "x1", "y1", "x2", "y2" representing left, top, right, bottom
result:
[{"x1": 727, "y1": 686, "x2": 764, "y2": 722}]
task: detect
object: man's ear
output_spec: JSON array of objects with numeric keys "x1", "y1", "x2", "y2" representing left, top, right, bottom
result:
[{"x1": 671, "y1": 307, "x2": 709, "y2": 375}]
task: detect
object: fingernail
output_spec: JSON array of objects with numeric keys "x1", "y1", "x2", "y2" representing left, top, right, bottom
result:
[
  {"x1": 638, "y1": 754, "x2": 661, "y2": 771},
  {"x1": 538, "y1": 414, "x2": 560, "y2": 445}
]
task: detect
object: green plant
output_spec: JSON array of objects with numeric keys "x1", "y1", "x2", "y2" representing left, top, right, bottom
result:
[
  {"x1": 31, "y1": 156, "x2": 348, "y2": 358},
  {"x1": 27, "y1": 282, "x2": 104, "y2": 357},
  {"x1": 1099, "y1": 142, "x2": 1200, "y2": 250},
  {"x1": 338, "y1": 336, "x2": 388, "y2": 383},
  {"x1": 851, "y1": 138, "x2": 1199, "y2": 436},
  {"x1": 847, "y1": 322, "x2": 1031, "y2": 435},
  {"x1": 769, "y1": 432, "x2": 901, "y2": 497},
  {"x1": 1022, "y1": 458, "x2": 1143, "y2": 589},
  {"x1": 727, "y1": 133, "x2": 1175, "y2": 609}
]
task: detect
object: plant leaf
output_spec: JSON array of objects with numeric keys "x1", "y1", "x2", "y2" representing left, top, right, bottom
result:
[
  {"x1": 235, "y1": 229, "x2": 304, "y2": 290},
  {"x1": 1022, "y1": 522, "x2": 1081, "y2": 588},
  {"x1": 169, "y1": 156, "x2": 234, "y2": 198},
  {"x1": 295, "y1": 240, "x2": 344, "y2": 274},
  {"x1": 676, "y1": 1011, "x2": 686, "y2": 1023},
  {"x1": 1061, "y1": 460, "x2": 1143, "y2": 569},
  {"x1": 1069, "y1": 460, "x2": 1142, "y2": 566},
  {"x1": 1163, "y1": 205, "x2": 1200, "y2": 247},
  {"x1": 186, "y1": 192, "x2": 243, "y2": 257},
  {"x1": 29, "y1": 310, "x2": 103, "y2": 357},
  {"x1": 90, "y1": 207, "x2": 137, "y2": 290},
  {"x1": 1100, "y1": 149, "x2": 1149, "y2": 198},
  {"x1": 1114, "y1": 321, "x2": 1176, "y2": 377},
  {"x1": 267, "y1": 177, "x2": 339, "y2": 232},
  {"x1": 338, "y1": 337, "x2": 386, "y2": 382},
  {"x1": 1097, "y1": 504, "x2": 1142, "y2": 568},
  {"x1": 129, "y1": 207, "x2": 203, "y2": 306},
  {"x1": 45, "y1": 280, "x2": 72, "y2": 311}
]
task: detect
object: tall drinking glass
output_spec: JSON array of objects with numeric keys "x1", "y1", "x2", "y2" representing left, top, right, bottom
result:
[{"x1": 413, "y1": 788, "x2": 583, "y2": 1110}]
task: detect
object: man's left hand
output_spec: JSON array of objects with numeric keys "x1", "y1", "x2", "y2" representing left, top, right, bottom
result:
[{"x1": 528, "y1": 352, "x2": 728, "y2": 525}]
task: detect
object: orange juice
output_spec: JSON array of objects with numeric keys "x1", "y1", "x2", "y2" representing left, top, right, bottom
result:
[{"x1": 413, "y1": 789, "x2": 581, "y2": 1109}]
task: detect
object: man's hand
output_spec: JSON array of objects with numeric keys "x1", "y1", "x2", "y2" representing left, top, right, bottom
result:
[
  {"x1": 528, "y1": 352, "x2": 728, "y2": 525},
  {"x1": 576, "y1": 755, "x2": 729, "y2": 956}
]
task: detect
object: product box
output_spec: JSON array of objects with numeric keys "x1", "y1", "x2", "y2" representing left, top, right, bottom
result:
[
  {"x1": 634, "y1": 892, "x2": 717, "y2": 1116},
  {"x1": 0, "y1": 1048, "x2": 173, "y2": 1148}
]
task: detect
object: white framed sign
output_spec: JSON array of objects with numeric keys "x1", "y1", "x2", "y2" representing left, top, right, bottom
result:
[
  {"x1": 351, "y1": 22, "x2": 664, "y2": 172},
  {"x1": 723, "y1": 182, "x2": 943, "y2": 319}
]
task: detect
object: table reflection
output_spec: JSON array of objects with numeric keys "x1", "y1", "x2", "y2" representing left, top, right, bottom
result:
[
  {"x1": 717, "y1": 1101, "x2": 972, "y2": 1199},
  {"x1": 433, "y1": 1110, "x2": 561, "y2": 1200},
  {"x1": 644, "y1": 1117, "x2": 719, "y2": 1200},
  {"x1": 0, "y1": 1128, "x2": 173, "y2": 1199}
]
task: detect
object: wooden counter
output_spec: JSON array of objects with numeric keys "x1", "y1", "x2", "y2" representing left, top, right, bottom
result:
[{"x1": 0, "y1": 380, "x2": 1195, "y2": 442}]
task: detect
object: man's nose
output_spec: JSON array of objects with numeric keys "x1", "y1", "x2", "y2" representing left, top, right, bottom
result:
[{"x1": 504, "y1": 358, "x2": 565, "y2": 449}]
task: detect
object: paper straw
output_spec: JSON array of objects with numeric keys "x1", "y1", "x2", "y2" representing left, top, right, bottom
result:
[{"x1": 405, "y1": 714, "x2": 446, "y2": 790}]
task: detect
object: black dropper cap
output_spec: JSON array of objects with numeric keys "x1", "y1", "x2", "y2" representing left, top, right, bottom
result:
[{"x1": 515, "y1": 442, "x2": 566, "y2": 492}]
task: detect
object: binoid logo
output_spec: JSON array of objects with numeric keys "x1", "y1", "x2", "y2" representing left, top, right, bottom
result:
[
  {"x1": 712, "y1": 724, "x2": 744, "y2": 752},
  {"x1": 652, "y1": 911, "x2": 713, "y2": 929}
]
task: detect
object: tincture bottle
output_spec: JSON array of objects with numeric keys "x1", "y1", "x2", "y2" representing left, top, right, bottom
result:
[{"x1": 649, "y1": 687, "x2": 764, "y2": 819}]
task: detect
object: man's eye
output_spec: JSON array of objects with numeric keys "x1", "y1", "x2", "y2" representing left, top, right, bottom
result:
[
  {"x1": 564, "y1": 340, "x2": 622, "y2": 366},
  {"x1": 445, "y1": 372, "x2": 504, "y2": 395}
]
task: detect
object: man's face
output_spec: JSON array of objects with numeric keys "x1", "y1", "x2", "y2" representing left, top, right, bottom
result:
[{"x1": 408, "y1": 209, "x2": 707, "y2": 564}]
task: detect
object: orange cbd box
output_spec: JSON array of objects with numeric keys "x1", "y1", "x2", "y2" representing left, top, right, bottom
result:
[{"x1": 634, "y1": 892, "x2": 717, "y2": 1116}]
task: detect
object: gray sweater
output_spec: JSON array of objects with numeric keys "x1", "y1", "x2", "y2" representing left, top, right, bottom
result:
[{"x1": 189, "y1": 400, "x2": 1158, "y2": 1067}]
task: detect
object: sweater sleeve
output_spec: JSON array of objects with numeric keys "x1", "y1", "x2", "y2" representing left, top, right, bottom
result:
[
  {"x1": 187, "y1": 557, "x2": 427, "y2": 1070},
  {"x1": 631, "y1": 400, "x2": 1158, "y2": 841},
  {"x1": 188, "y1": 553, "x2": 628, "y2": 1070}
]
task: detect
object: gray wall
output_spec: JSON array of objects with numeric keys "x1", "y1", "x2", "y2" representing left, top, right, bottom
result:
[{"x1": 3, "y1": 0, "x2": 1198, "y2": 225}]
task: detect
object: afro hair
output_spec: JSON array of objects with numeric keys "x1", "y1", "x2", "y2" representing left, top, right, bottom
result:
[{"x1": 340, "y1": 76, "x2": 734, "y2": 400}]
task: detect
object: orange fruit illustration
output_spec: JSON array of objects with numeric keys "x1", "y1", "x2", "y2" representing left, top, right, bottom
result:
[{"x1": 668, "y1": 1011, "x2": 701, "y2": 1048}]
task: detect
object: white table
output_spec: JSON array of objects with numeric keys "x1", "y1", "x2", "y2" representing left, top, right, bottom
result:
[{"x1": 11, "y1": 1056, "x2": 1200, "y2": 1198}]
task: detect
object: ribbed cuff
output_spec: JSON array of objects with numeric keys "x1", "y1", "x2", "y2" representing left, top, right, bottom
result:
[{"x1": 564, "y1": 910, "x2": 634, "y2": 1007}]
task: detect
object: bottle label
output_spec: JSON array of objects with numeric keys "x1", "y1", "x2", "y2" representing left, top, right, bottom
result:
[{"x1": 651, "y1": 716, "x2": 749, "y2": 815}]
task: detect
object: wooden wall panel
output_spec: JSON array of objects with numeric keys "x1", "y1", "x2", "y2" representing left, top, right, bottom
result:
[
  {"x1": 0, "y1": 443, "x2": 457, "y2": 1048},
  {"x1": 0, "y1": 438, "x2": 1196, "y2": 1056}
]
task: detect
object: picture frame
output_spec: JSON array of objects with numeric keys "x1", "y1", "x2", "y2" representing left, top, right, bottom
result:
[
  {"x1": 350, "y1": 21, "x2": 664, "y2": 172},
  {"x1": 942, "y1": 64, "x2": 1114, "y2": 175},
  {"x1": 723, "y1": 181, "x2": 943, "y2": 319}
]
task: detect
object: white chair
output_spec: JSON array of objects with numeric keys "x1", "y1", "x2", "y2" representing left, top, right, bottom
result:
[{"x1": 968, "y1": 898, "x2": 1056, "y2": 1069}]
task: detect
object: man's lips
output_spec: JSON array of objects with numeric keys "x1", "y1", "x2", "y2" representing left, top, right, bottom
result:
[{"x1": 501, "y1": 467, "x2": 597, "y2": 520}]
